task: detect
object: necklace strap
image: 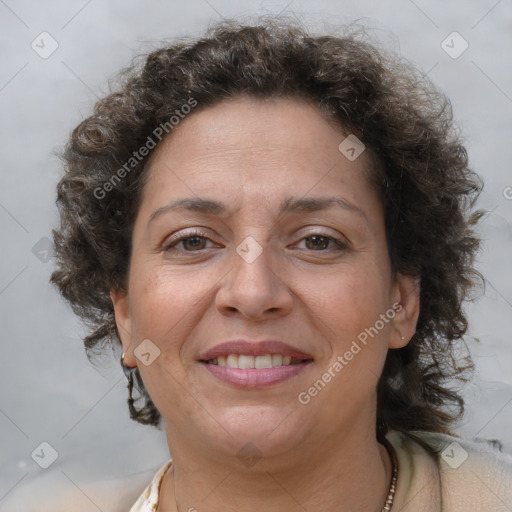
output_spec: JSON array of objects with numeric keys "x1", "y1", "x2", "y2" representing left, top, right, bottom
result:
[{"x1": 381, "y1": 438, "x2": 399, "y2": 512}]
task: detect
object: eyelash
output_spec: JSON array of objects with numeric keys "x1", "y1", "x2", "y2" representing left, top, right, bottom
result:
[{"x1": 163, "y1": 229, "x2": 348, "y2": 253}]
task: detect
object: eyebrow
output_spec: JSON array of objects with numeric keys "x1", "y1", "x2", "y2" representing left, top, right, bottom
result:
[{"x1": 148, "y1": 196, "x2": 368, "y2": 224}]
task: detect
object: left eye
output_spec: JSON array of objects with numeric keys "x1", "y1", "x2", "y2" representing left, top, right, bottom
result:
[{"x1": 295, "y1": 234, "x2": 346, "y2": 251}]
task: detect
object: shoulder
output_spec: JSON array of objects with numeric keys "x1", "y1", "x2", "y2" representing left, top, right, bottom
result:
[
  {"x1": 0, "y1": 466, "x2": 160, "y2": 512},
  {"x1": 388, "y1": 430, "x2": 512, "y2": 511},
  {"x1": 129, "y1": 460, "x2": 172, "y2": 512},
  {"x1": 416, "y1": 431, "x2": 512, "y2": 511}
]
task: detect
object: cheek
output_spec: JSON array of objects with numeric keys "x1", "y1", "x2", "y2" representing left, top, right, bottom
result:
[
  {"x1": 298, "y1": 266, "x2": 391, "y2": 416},
  {"x1": 307, "y1": 261, "x2": 390, "y2": 343},
  {"x1": 127, "y1": 264, "x2": 213, "y2": 347},
  {"x1": 126, "y1": 266, "x2": 211, "y2": 415}
]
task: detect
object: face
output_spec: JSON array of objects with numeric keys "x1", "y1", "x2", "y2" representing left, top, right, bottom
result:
[{"x1": 112, "y1": 96, "x2": 419, "y2": 462}]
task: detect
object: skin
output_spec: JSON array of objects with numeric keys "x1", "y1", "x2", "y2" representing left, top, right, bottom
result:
[{"x1": 112, "y1": 96, "x2": 420, "y2": 512}]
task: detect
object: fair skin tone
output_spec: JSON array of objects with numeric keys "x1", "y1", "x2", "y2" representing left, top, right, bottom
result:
[{"x1": 112, "y1": 96, "x2": 420, "y2": 512}]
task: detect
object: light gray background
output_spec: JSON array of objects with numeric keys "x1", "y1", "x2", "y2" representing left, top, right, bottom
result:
[{"x1": 1, "y1": 0, "x2": 511, "y2": 510}]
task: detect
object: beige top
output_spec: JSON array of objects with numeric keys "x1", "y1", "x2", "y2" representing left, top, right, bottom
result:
[{"x1": 129, "y1": 430, "x2": 512, "y2": 511}]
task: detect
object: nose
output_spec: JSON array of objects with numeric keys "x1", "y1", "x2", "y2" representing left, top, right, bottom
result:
[{"x1": 214, "y1": 239, "x2": 294, "y2": 321}]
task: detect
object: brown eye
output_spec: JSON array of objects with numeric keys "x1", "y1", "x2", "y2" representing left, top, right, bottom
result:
[
  {"x1": 298, "y1": 233, "x2": 347, "y2": 251},
  {"x1": 164, "y1": 230, "x2": 213, "y2": 252},
  {"x1": 304, "y1": 235, "x2": 331, "y2": 250},
  {"x1": 180, "y1": 235, "x2": 208, "y2": 251}
]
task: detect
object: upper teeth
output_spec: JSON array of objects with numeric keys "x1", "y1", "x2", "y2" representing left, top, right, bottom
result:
[{"x1": 207, "y1": 354, "x2": 297, "y2": 368}]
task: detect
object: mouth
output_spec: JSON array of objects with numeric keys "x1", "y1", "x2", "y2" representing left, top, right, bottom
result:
[
  {"x1": 197, "y1": 340, "x2": 314, "y2": 388},
  {"x1": 202, "y1": 353, "x2": 311, "y2": 368},
  {"x1": 198, "y1": 358, "x2": 314, "y2": 388}
]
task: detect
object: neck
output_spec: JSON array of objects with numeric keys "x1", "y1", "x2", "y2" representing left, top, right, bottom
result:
[{"x1": 158, "y1": 424, "x2": 393, "y2": 512}]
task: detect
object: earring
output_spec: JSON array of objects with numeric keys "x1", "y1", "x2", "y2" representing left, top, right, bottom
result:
[
  {"x1": 121, "y1": 352, "x2": 137, "y2": 404},
  {"x1": 401, "y1": 336, "x2": 405, "y2": 340},
  {"x1": 121, "y1": 352, "x2": 135, "y2": 375}
]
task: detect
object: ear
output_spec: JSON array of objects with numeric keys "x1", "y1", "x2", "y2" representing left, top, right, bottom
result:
[
  {"x1": 388, "y1": 272, "x2": 420, "y2": 349},
  {"x1": 110, "y1": 288, "x2": 137, "y2": 367}
]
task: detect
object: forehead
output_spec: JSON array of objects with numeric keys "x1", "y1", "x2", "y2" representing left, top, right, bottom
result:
[
  {"x1": 138, "y1": 95, "x2": 381, "y2": 221},
  {"x1": 148, "y1": 95, "x2": 360, "y2": 167}
]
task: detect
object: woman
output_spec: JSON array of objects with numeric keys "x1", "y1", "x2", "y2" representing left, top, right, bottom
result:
[{"x1": 51, "y1": 17, "x2": 512, "y2": 511}]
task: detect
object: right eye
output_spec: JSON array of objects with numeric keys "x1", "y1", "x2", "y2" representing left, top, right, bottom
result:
[{"x1": 163, "y1": 230, "x2": 214, "y2": 252}]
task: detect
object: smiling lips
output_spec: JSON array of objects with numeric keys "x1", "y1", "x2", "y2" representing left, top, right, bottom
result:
[{"x1": 198, "y1": 340, "x2": 314, "y2": 388}]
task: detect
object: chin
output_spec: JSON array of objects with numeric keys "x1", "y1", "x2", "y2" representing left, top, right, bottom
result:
[{"x1": 212, "y1": 405, "x2": 305, "y2": 454}]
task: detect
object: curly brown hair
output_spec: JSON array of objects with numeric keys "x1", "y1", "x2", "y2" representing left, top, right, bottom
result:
[{"x1": 51, "y1": 16, "x2": 484, "y2": 439}]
